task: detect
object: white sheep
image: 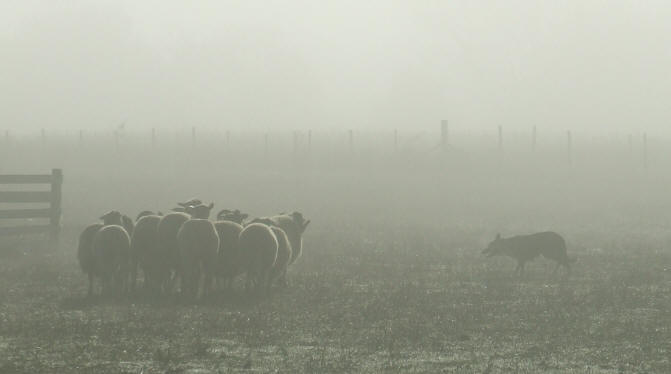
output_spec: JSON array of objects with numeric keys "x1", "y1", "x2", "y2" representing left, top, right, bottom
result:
[
  {"x1": 268, "y1": 212, "x2": 310, "y2": 266},
  {"x1": 268, "y1": 226, "x2": 292, "y2": 289},
  {"x1": 252, "y1": 212, "x2": 309, "y2": 265},
  {"x1": 213, "y1": 220, "x2": 244, "y2": 289},
  {"x1": 156, "y1": 212, "x2": 191, "y2": 293},
  {"x1": 130, "y1": 214, "x2": 164, "y2": 292},
  {"x1": 77, "y1": 223, "x2": 103, "y2": 296},
  {"x1": 216, "y1": 209, "x2": 249, "y2": 224},
  {"x1": 238, "y1": 223, "x2": 278, "y2": 295},
  {"x1": 176, "y1": 218, "x2": 220, "y2": 299},
  {"x1": 93, "y1": 224, "x2": 131, "y2": 296},
  {"x1": 185, "y1": 203, "x2": 214, "y2": 219}
]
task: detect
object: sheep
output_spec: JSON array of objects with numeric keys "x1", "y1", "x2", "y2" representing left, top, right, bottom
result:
[
  {"x1": 268, "y1": 226, "x2": 292, "y2": 289},
  {"x1": 238, "y1": 223, "x2": 278, "y2": 295},
  {"x1": 129, "y1": 214, "x2": 164, "y2": 292},
  {"x1": 482, "y1": 232, "x2": 576, "y2": 276},
  {"x1": 216, "y1": 209, "x2": 249, "y2": 225},
  {"x1": 77, "y1": 223, "x2": 104, "y2": 296},
  {"x1": 177, "y1": 198, "x2": 202, "y2": 208},
  {"x1": 213, "y1": 220, "x2": 244, "y2": 289},
  {"x1": 185, "y1": 203, "x2": 214, "y2": 219},
  {"x1": 100, "y1": 210, "x2": 124, "y2": 226},
  {"x1": 156, "y1": 212, "x2": 191, "y2": 293},
  {"x1": 93, "y1": 224, "x2": 131, "y2": 296},
  {"x1": 252, "y1": 211, "x2": 310, "y2": 266},
  {"x1": 176, "y1": 218, "x2": 219, "y2": 299},
  {"x1": 136, "y1": 210, "x2": 161, "y2": 221},
  {"x1": 100, "y1": 210, "x2": 134, "y2": 237}
]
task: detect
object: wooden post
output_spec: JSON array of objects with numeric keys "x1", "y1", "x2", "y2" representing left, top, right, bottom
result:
[
  {"x1": 78, "y1": 130, "x2": 83, "y2": 147},
  {"x1": 348, "y1": 129, "x2": 353, "y2": 153},
  {"x1": 5, "y1": 130, "x2": 9, "y2": 145},
  {"x1": 151, "y1": 128, "x2": 156, "y2": 148},
  {"x1": 567, "y1": 130, "x2": 572, "y2": 166},
  {"x1": 307, "y1": 130, "x2": 312, "y2": 153},
  {"x1": 441, "y1": 120, "x2": 448, "y2": 150},
  {"x1": 41, "y1": 128, "x2": 46, "y2": 148},
  {"x1": 628, "y1": 134, "x2": 632, "y2": 156},
  {"x1": 191, "y1": 127, "x2": 196, "y2": 149},
  {"x1": 114, "y1": 130, "x2": 119, "y2": 150},
  {"x1": 226, "y1": 131, "x2": 231, "y2": 147},
  {"x1": 264, "y1": 133, "x2": 269, "y2": 157},
  {"x1": 532, "y1": 125, "x2": 537, "y2": 152},
  {"x1": 50, "y1": 168, "x2": 63, "y2": 245}
]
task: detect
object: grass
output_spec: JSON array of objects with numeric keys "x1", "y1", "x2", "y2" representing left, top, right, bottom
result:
[{"x1": 1, "y1": 223, "x2": 670, "y2": 373}]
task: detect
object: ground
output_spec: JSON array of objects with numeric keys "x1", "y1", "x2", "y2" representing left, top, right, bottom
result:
[{"x1": 1, "y1": 223, "x2": 670, "y2": 374}]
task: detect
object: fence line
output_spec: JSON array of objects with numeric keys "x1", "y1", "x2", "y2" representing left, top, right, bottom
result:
[{"x1": 0, "y1": 169, "x2": 62, "y2": 243}]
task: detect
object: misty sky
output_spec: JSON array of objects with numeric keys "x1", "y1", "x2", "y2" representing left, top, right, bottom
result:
[{"x1": 1, "y1": 1, "x2": 670, "y2": 133}]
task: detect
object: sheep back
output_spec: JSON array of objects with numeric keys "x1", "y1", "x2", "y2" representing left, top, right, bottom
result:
[
  {"x1": 214, "y1": 220, "x2": 244, "y2": 278},
  {"x1": 269, "y1": 226, "x2": 292, "y2": 283},
  {"x1": 93, "y1": 225, "x2": 131, "y2": 284},
  {"x1": 157, "y1": 212, "x2": 191, "y2": 270},
  {"x1": 239, "y1": 223, "x2": 278, "y2": 281}
]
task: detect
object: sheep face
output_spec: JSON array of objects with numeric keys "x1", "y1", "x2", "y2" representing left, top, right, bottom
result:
[
  {"x1": 217, "y1": 209, "x2": 249, "y2": 224},
  {"x1": 177, "y1": 199, "x2": 202, "y2": 208},
  {"x1": 100, "y1": 211, "x2": 123, "y2": 226},
  {"x1": 482, "y1": 234, "x2": 503, "y2": 258},
  {"x1": 186, "y1": 203, "x2": 214, "y2": 219},
  {"x1": 290, "y1": 212, "x2": 310, "y2": 234}
]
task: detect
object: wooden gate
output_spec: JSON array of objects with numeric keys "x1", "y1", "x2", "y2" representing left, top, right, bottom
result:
[{"x1": 0, "y1": 169, "x2": 63, "y2": 242}]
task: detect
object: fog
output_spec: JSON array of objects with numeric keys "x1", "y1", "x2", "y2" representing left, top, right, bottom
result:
[{"x1": 2, "y1": 1, "x2": 671, "y2": 132}]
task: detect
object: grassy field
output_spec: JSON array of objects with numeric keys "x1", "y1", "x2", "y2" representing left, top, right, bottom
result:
[
  {"x1": 1, "y1": 221, "x2": 671, "y2": 373},
  {"x1": 1, "y1": 139, "x2": 671, "y2": 373}
]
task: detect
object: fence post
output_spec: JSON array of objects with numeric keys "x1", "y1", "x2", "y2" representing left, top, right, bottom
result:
[
  {"x1": 114, "y1": 130, "x2": 119, "y2": 151},
  {"x1": 348, "y1": 129, "x2": 353, "y2": 153},
  {"x1": 226, "y1": 131, "x2": 231, "y2": 147},
  {"x1": 307, "y1": 130, "x2": 312, "y2": 153},
  {"x1": 41, "y1": 128, "x2": 46, "y2": 148},
  {"x1": 50, "y1": 168, "x2": 63, "y2": 245},
  {"x1": 79, "y1": 130, "x2": 83, "y2": 147},
  {"x1": 264, "y1": 133, "x2": 269, "y2": 158},
  {"x1": 628, "y1": 134, "x2": 632, "y2": 157},
  {"x1": 191, "y1": 127, "x2": 196, "y2": 149},
  {"x1": 151, "y1": 128, "x2": 156, "y2": 148},
  {"x1": 5, "y1": 130, "x2": 9, "y2": 145}
]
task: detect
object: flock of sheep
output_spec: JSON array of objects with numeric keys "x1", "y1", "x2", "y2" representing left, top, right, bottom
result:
[{"x1": 77, "y1": 199, "x2": 310, "y2": 299}]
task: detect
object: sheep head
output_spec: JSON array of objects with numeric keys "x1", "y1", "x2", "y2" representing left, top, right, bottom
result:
[
  {"x1": 186, "y1": 202, "x2": 214, "y2": 219},
  {"x1": 100, "y1": 210, "x2": 123, "y2": 226}
]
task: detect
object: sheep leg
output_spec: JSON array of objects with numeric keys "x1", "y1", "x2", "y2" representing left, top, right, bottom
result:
[{"x1": 280, "y1": 268, "x2": 288, "y2": 288}]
